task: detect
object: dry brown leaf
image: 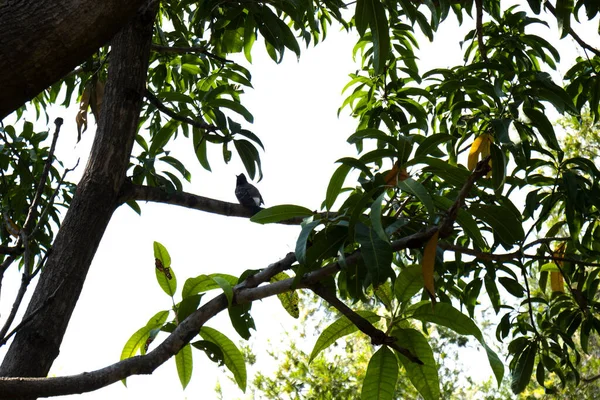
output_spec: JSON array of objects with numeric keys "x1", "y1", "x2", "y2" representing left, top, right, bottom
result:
[
  {"x1": 384, "y1": 162, "x2": 410, "y2": 186},
  {"x1": 76, "y1": 83, "x2": 91, "y2": 142}
]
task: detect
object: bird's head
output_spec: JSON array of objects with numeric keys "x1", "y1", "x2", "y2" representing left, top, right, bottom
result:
[{"x1": 236, "y1": 173, "x2": 248, "y2": 185}]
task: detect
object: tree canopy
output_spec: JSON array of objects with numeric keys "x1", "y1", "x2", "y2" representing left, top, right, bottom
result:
[{"x1": 0, "y1": 0, "x2": 600, "y2": 399}]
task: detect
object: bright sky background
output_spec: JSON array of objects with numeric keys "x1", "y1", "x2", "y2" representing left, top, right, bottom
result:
[{"x1": 0, "y1": 6, "x2": 599, "y2": 400}]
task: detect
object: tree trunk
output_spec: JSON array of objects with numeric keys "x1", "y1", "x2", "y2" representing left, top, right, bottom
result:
[
  {"x1": 0, "y1": 2, "x2": 157, "y2": 382},
  {"x1": 0, "y1": 0, "x2": 147, "y2": 119}
]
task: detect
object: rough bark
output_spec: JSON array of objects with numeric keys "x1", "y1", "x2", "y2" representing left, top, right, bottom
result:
[
  {"x1": 0, "y1": 1, "x2": 157, "y2": 384},
  {"x1": 0, "y1": 0, "x2": 147, "y2": 119}
]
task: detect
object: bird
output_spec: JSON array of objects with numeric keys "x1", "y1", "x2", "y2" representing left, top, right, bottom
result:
[{"x1": 235, "y1": 173, "x2": 264, "y2": 212}]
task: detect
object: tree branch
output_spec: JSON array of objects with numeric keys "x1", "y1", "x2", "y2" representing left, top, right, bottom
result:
[
  {"x1": 544, "y1": 1, "x2": 600, "y2": 57},
  {"x1": 310, "y1": 283, "x2": 423, "y2": 364},
  {"x1": 474, "y1": 0, "x2": 488, "y2": 62},
  {"x1": 118, "y1": 182, "x2": 334, "y2": 225},
  {"x1": 144, "y1": 89, "x2": 217, "y2": 132},
  {"x1": 150, "y1": 44, "x2": 231, "y2": 63}
]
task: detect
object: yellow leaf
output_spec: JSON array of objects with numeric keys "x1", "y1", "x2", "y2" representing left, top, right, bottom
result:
[
  {"x1": 3, "y1": 214, "x2": 20, "y2": 237},
  {"x1": 384, "y1": 162, "x2": 409, "y2": 186},
  {"x1": 422, "y1": 230, "x2": 439, "y2": 304},
  {"x1": 550, "y1": 271, "x2": 564, "y2": 293},
  {"x1": 468, "y1": 134, "x2": 493, "y2": 176}
]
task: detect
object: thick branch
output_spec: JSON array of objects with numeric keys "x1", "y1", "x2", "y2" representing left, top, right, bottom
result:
[
  {"x1": 0, "y1": 0, "x2": 148, "y2": 119},
  {"x1": 118, "y1": 183, "x2": 333, "y2": 225}
]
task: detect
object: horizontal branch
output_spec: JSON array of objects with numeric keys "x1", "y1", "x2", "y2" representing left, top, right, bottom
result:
[
  {"x1": 150, "y1": 44, "x2": 231, "y2": 63},
  {"x1": 118, "y1": 183, "x2": 331, "y2": 225}
]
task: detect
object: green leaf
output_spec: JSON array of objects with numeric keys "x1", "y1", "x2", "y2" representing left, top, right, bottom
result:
[
  {"x1": 469, "y1": 204, "x2": 524, "y2": 245},
  {"x1": 295, "y1": 219, "x2": 321, "y2": 265},
  {"x1": 434, "y1": 196, "x2": 487, "y2": 249},
  {"x1": 355, "y1": 223, "x2": 393, "y2": 287},
  {"x1": 555, "y1": 0, "x2": 574, "y2": 38},
  {"x1": 175, "y1": 344, "x2": 193, "y2": 389},
  {"x1": 228, "y1": 303, "x2": 255, "y2": 340},
  {"x1": 154, "y1": 241, "x2": 176, "y2": 297},
  {"x1": 415, "y1": 134, "x2": 454, "y2": 157},
  {"x1": 326, "y1": 164, "x2": 351, "y2": 210},
  {"x1": 394, "y1": 264, "x2": 424, "y2": 303},
  {"x1": 361, "y1": 346, "x2": 398, "y2": 400},
  {"x1": 369, "y1": 0, "x2": 390, "y2": 75},
  {"x1": 393, "y1": 328, "x2": 440, "y2": 400},
  {"x1": 411, "y1": 302, "x2": 504, "y2": 386},
  {"x1": 398, "y1": 178, "x2": 435, "y2": 218},
  {"x1": 176, "y1": 294, "x2": 202, "y2": 322},
  {"x1": 234, "y1": 139, "x2": 261, "y2": 180},
  {"x1": 490, "y1": 144, "x2": 506, "y2": 191},
  {"x1": 149, "y1": 119, "x2": 181, "y2": 156},
  {"x1": 309, "y1": 310, "x2": 380, "y2": 362},
  {"x1": 511, "y1": 341, "x2": 537, "y2": 393},
  {"x1": 370, "y1": 192, "x2": 389, "y2": 243},
  {"x1": 209, "y1": 99, "x2": 253, "y2": 123},
  {"x1": 250, "y1": 205, "x2": 313, "y2": 224},
  {"x1": 200, "y1": 326, "x2": 247, "y2": 392},
  {"x1": 522, "y1": 107, "x2": 560, "y2": 151},
  {"x1": 355, "y1": 0, "x2": 372, "y2": 37},
  {"x1": 271, "y1": 272, "x2": 300, "y2": 318},
  {"x1": 153, "y1": 241, "x2": 171, "y2": 268},
  {"x1": 182, "y1": 274, "x2": 238, "y2": 298},
  {"x1": 213, "y1": 276, "x2": 233, "y2": 306}
]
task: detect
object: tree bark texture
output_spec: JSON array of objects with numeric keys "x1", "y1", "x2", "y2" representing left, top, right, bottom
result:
[
  {"x1": 0, "y1": 0, "x2": 147, "y2": 119},
  {"x1": 0, "y1": 2, "x2": 157, "y2": 384}
]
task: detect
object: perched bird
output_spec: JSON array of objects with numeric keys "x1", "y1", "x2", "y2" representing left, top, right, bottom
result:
[{"x1": 235, "y1": 173, "x2": 264, "y2": 211}]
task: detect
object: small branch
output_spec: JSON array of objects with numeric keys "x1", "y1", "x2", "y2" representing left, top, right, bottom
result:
[
  {"x1": 439, "y1": 156, "x2": 491, "y2": 237},
  {"x1": 144, "y1": 89, "x2": 218, "y2": 132},
  {"x1": 118, "y1": 183, "x2": 333, "y2": 225},
  {"x1": 475, "y1": 0, "x2": 488, "y2": 62},
  {"x1": 150, "y1": 44, "x2": 231, "y2": 63},
  {"x1": 522, "y1": 236, "x2": 571, "y2": 250},
  {"x1": 311, "y1": 283, "x2": 423, "y2": 364},
  {"x1": 0, "y1": 245, "x2": 22, "y2": 255},
  {"x1": 22, "y1": 118, "x2": 63, "y2": 235},
  {"x1": 544, "y1": 1, "x2": 600, "y2": 57},
  {"x1": 583, "y1": 373, "x2": 600, "y2": 383}
]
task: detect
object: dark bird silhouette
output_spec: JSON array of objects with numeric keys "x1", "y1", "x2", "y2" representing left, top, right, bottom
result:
[{"x1": 235, "y1": 173, "x2": 264, "y2": 212}]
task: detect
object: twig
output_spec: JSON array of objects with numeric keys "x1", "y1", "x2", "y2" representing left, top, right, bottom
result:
[
  {"x1": 475, "y1": 0, "x2": 488, "y2": 62},
  {"x1": 544, "y1": 1, "x2": 600, "y2": 57},
  {"x1": 144, "y1": 89, "x2": 217, "y2": 132},
  {"x1": 311, "y1": 283, "x2": 424, "y2": 364},
  {"x1": 150, "y1": 44, "x2": 231, "y2": 63},
  {"x1": 22, "y1": 118, "x2": 63, "y2": 235}
]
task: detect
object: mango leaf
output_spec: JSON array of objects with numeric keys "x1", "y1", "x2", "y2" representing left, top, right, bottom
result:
[
  {"x1": 250, "y1": 204, "x2": 314, "y2": 224},
  {"x1": 154, "y1": 241, "x2": 177, "y2": 297},
  {"x1": 361, "y1": 346, "x2": 398, "y2": 400},
  {"x1": 213, "y1": 276, "x2": 233, "y2": 306},
  {"x1": 309, "y1": 310, "x2": 380, "y2": 362},
  {"x1": 469, "y1": 204, "x2": 524, "y2": 246},
  {"x1": 370, "y1": 192, "x2": 389, "y2": 242},
  {"x1": 555, "y1": 0, "x2": 573, "y2": 38},
  {"x1": 182, "y1": 274, "x2": 238, "y2": 298},
  {"x1": 176, "y1": 294, "x2": 202, "y2": 323},
  {"x1": 175, "y1": 344, "x2": 193, "y2": 389},
  {"x1": 422, "y1": 231, "x2": 439, "y2": 303},
  {"x1": 209, "y1": 98, "x2": 253, "y2": 123},
  {"x1": 270, "y1": 272, "x2": 300, "y2": 318},
  {"x1": 121, "y1": 310, "x2": 170, "y2": 361},
  {"x1": 356, "y1": 223, "x2": 393, "y2": 287},
  {"x1": 369, "y1": 0, "x2": 390, "y2": 75},
  {"x1": 295, "y1": 219, "x2": 321, "y2": 265},
  {"x1": 433, "y1": 196, "x2": 486, "y2": 249},
  {"x1": 393, "y1": 328, "x2": 441, "y2": 400},
  {"x1": 200, "y1": 326, "x2": 247, "y2": 392},
  {"x1": 511, "y1": 341, "x2": 537, "y2": 393},
  {"x1": 522, "y1": 107, "x2": 560, "y2": 151},
  {"x1": 355, "y1": 0, "x2": 372, "y2": 36},
  {"x1": 411, "y1": 302, "x2": 504, "y2": 386},
  {"x1": 398, "y1": 178, "x2": 435, "y2": 218},
  {"x1": 326, "y1": 164, "x2": 351, "y2": 210},
  {"x1": 415, "y1": 134, "x2": 454, "y2": 157},
  {"x1": 394, "y1": 264, "x2": 424, "y2": 303},
  {"x1": 229, "y1": 303, "x2": 255, "y2": 340}
]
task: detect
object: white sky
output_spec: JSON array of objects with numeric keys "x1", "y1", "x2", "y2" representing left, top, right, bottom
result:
[{"x1": 0, "y1": 6, "x2": 599, "y2": 400}]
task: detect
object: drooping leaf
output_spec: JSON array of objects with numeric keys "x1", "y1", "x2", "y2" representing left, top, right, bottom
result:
[
  {"x1": 361, "y1": 346, "x2": 398, "y2": 400},
  {"x1": 370, "y1": 191, "x2": 389, "y2": 243},
  {"x1": 175, "y1": 344, "x2": 193, "y2": 389},
  {"x1": 394, "y1": 264, "x2": 424, "y2": 303},
  {"x1": 326, "y1": 164, "x2": 351, "y2": 210},
  {"x1": 511, "y1": 341, "x2": 538, "y2": 394},
  {"x1": 200, "y1": 326, "x2": 247, "y2": 392},
  {"x1": 393, "y1": 328, "x2": 441, "y2": 400},
  {"x1": 309, "y1": 310, "x2": 381, "y2": 362},
  {"x1": 270, "y1": 272, "x2": 300, "y2": 318},
  {"x1": 398, "y1": 178, "x2": 435, "y2": 218},
  {"x1": 469, "y1": 204, "x2": 524, "y2": 246},
  {"x1": 182, "y1": 274, "x2": 238, "y2": 298},
  {"x1": 411, "y1": 302, "x2": 504, "y2": 386},
  {"x1": 355, "y1": 223, "x2": 393, "y2": 287}
]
